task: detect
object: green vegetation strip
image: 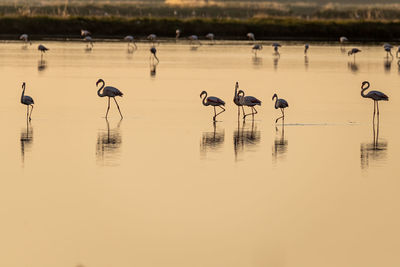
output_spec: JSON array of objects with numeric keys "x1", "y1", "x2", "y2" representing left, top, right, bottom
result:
[{"x1": 1, "y1": 16, "x2": 400, "y2": 41}]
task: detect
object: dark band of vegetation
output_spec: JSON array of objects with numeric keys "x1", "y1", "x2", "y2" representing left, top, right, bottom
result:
[{"x1": 1, "y1": 16, "x2": 400, "y2": 41}]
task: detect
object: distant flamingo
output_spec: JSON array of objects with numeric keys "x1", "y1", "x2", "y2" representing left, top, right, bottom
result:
[
  {"x1": 304, "y1": 44, "x2": 309, "y2": 54},
  {"x1": 96, "y1": 79, "x2": 124, "y2": 119},
  {"x1": 20, "y1": 82, "x2": 34, "y2": 121},
  {"x1": 384, "y1": 43, "x2": 393, "y2": 58},
  {"x1": 124, "y1": 35, "x2": 137, "y2": 49},
  {"x1": 233, "y1": 82, "x2": 245, "y2": 117},
  {"x1": 272, "y1": 93, "x2": 289, "y2": 123},
  {"x1": 176, "y1": 29, "x2": 181, "y2": 40},
  {"x1": 238, "y1": 90, "x2": 261, "y2": 120},
  {"x1": 150, "y1": 46, "x2": 159, "y2": 62},
  {"x1": 272, "y1": 43, "x2": 281, "y2": 56},
  {"x1": 361, "y1": 81, "x2": 389, "y2": 118},
  {"x1": 348, "y1": 48, "x2": 361, "y2": 60},
  {"x1": 200, "y1": 91, "x2": 225, "y2": 121},
  {"x1": 188, "y1": 35, "x2": 201, "y2": 45},
  {"x1": 252, "y1": 44, "x2": 263, "y2": 56},
  {"x1": 20, "y1": 34, "x2": 31, "y2": 45},
  {"x1": 339, "y1": 36, "x2": 348, "y2": 44},
  {"x1": 247, "y1": 33, "x2": 255, "y2": 41},
  {"x1": 205, "y1": 33, "x2": 215, "y2": 43},
  {"x1": 38, "y1": 44, "x2": 48, "y2": 59},
  {"x1": 81, "y1": 30, "x2": 91, "y2": 37},
  {"x1": 147, "y1": 34, "x2": 158, "y2": 44}
]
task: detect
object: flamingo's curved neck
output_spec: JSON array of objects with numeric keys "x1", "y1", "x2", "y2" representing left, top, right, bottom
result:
[
  {"x1": 21, "y1": 84, "x2": 25, "y2": 103},
  {"x1": 97, "y1": 80, "x2": 105, "y2": 97},
  {"x1": 234, "y1": 84, "x2": 238, "y2": 99},
  {"x1": 201, "y1": 92, "x2": 208, "y2": 106},
  {"x1": 273, "y1": 94, "x2": 279, "y2": 108},
  {"x1": 361, "y1": 83, "x2": 370, "y2": 98}
]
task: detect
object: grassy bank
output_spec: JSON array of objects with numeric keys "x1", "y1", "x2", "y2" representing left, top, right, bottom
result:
[{"x1": 1, "y1": 16, "x2": 400, "y2": 41}]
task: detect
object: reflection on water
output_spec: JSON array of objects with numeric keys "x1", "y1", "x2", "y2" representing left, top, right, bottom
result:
[
  {"x1": 96, "y1": 119, "x2": 122, "y2": 166},
  {"x1": 190, "y1": 46, "x2": 199, "y2": 51},
  {"x1": 272, "y1": 125, "x2": 288, "y2": 163},
  {"x1": 348, "y1": 61, "x2": 359, "y2": 73},
  {"x1": 273, "y1": 56, "x2": 280, "y2": 70},
  {"x1": 340, "y1": 47, "x2": 346, "y2": 54},
  {"x1": 37, "y1": 59, "x2": 47, "y2": 71},
  {"x1": 360, "y1": 118, "x2": 388, "y2": 169},
  {"x1": 233, "y1": 120, "x2": 261, "y2": 160},
  {"x1": 200, "y1": 122, "x2": 224, "y2": 155},
  {"x1": 252, "y1": 56, "x2": 263, "y2": 67},
  {"x1": 304, "y1": 55, "x2": 309, "y2": 70},
  {"x1": 384, "y1": 58, "x2": 393, "y2": 73},
  {"x1": 20, "y1": 122, "x2": 33, "y2": 165}
]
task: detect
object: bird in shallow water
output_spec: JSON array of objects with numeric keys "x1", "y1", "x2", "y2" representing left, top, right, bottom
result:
[
  {"x1": 96, "y1": 79, "x2": 124, "y2": 119},
  {"x1": 272, "y1": 93, "x2": 289, "y2": 123},
  {"x1": 20, "y1": 82, "x2": 34, "y2": 121},
  {"x1": 200, "y1": 91, "x2": 225, "y2": 121},
  {"x1": 361, "y1": 81, "x2": 388, "y2": 118}
]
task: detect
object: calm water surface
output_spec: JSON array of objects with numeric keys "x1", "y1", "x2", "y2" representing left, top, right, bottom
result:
[{"x1": 1, "y1": 41, "x2": 400, "y2": 267}]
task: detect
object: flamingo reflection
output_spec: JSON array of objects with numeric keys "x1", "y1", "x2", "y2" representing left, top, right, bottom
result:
[
  {"x1": 360, "y1": 117, "x2": 387, "y2": 169},
  {"x1": 384, "y1": 57, "x2": 392, "y2": 73},
  {"x1": 233, "y1": 120, "x2": 261, "y2": 160},
  {"x1": 347, "y1": 61, "x2": 359, "y2": 73},
  {"x1": 150, "y1": 60, "x2": 159, "y2": 77},
  {"x1": 272, "y1": 124, "x2": 288, "y2": 163},
  {"x1": 200, "y1": 122, "x2": 225, "y2": 155},
  {"x1": 20, "y1": 121, "x2": 33, "y2": 165},
  {"x1": 96, "y1": 119, "x2": 122, "y2": 165},
  {"x1": 38, "y1": 59, "x2": 47, "y2": 71}
]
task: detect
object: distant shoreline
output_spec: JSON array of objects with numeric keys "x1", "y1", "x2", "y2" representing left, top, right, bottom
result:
[{"x1": 1, "y1": 16, "x2": 399, "y2": 42}]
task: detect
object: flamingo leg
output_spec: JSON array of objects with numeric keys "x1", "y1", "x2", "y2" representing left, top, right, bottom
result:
[
  {"x1": 113, "y1": 97, "x2": 123, "y2": 119},
  {"x1": 26, "y1": 105, "x2": 29, "y2": 120},
  {"x1": 377, "y1": 101, "x2": 380, "y2": 117},
  {"x1": 275, "y1": 108, "x2": 285, "y2": 123},
  {"x1": 214, "y1": 106, "x2": 225, "y2": 120},
  {"x1": 29, "y1": 105, "x2": 34, "y2": 121},
  {"x1": 105, "y1": 97, "x2": 110, "y2": 118}
]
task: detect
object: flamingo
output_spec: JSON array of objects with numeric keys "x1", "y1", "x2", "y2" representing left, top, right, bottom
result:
[
  {"x1": 272, "y1": 93, "x2": 289, "y2": 123},
  {"x1": 272, "y1": 43, "x2": 281, "y2": 56},
  {"x1": 124, "y1": 35, "x2": 137, "y2": 49},
  {"x1": 340, "y1": 36, "x2": 348, "y2": 44},
  {"x1": 252, "y1": 44, "x2": 263, "y2": 56},
  {"x1": 96, "y1": 79, "x2": 123, "y2": 119},
  {"x1": 247, "y1": 33, "x2": 255, "y2": 41},
  {"x1": 200, "y1": 91, "x2": 225, "y2": 121},
  {"x1": 84, "y1": 36, "x2": 94, "y2": 49},
  {"x1": 38, "y1": 44, "x2": 48, "y2": 59},
  {"x1": 384, "y1": 43, "x2": 393, "y2": 58},
  {"x1": 348, "y1": 48, "x2": 361, "y2": 60},
  {"x1": 205, "y1": 33, "x2": 215, "y2": 43},
  {"x1": 188, "y1": 35, "x2": 201, "y2": 45},
  {"x1": 361, "y1": 81, "x2": 388, "y2": 118},
  {"x1": 238, "y1": 90, "x2": 261, "y2": 120},
  {"x1": 176, "y1": 29, "x2": 181, "y2": 40},
  {"x1": 150, "y1": 46, "x2": 159, "y2": 62},
  {"x1": 20, "y1": 34, "x2": 31, "y2": 45},
  {"x1": 304, "y1": 44, "x2": 309, "y2": 54},
  {"x1": 81, "y1": 29, "x2": 91, "y2": 37},
  {"x1": 20, "y1": 82, "x2": 34, "y2": 121},
  {"x1": 147, "y1": 34, "x2": 157, "y2": 44},
  {"x1": 233, "y1": 82, "x2": 245, "y2": 117}
]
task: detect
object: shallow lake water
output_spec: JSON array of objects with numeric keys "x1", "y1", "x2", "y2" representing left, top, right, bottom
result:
[{"x1": 1, "y1": 41, "x2": 399, "y2": 267}]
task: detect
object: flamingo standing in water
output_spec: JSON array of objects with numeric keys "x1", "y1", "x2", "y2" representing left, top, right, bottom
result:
[
  {"x1": 252, "y1": 44, "x2": 263, "y2": 56},
  {"x1": 304, "y1": 44, "x2": 309, "y2": 54},
  {"x1": 272, "y1": 93, "x2": 289, "y2": 123},
  {"x1": 247, "y1": 33, "x2": 255, "y2": 41},
  {"x1": 384, "y1": 43, "x2": 393, "y2": 58},
  {"x1": 238, "y1": 90, "x2": 261, "y2": 120},
  {"x1": 20, "y1": 82, "x2": 34, "y2": 121},
  {"x1": 124, "y1": 35, "x2": 137, "y2": 49},
  {"x1": 200, "y1": 91, "x2": 225, "y2": 121},
  {"x1": 176, "y1": 29, "x2": 181, "y2": 40},
  {"x1": 233, "y1": 82, "x2": 244, "y2": 117},
  {"x1": 81, "y1": 29, "x2": 91, "y2": 37},
  {"x1": 150, "y1": 46, "x2": 159, "y2": 62},
  {"x1": 96, "y1": 79, "x2": 124, "y2": 119},
  {"x1": 348, "y1": 48, "x2": 361, "y2": 60},
  {"x1": 38, "y1": 44, "x2": 48, "y2": 59},
  {"x1": 20, "y1": 34, "x2": 31, "y2": 45},
  {"x1": 361, "y1": 81, "x2": 389, "y2": 118},
  {"x1": 205, "y1": 33, "x2": 215, "y2": 43},
  {"x1": 272, "y1": 43, "x2": 281, "y2": 56}
]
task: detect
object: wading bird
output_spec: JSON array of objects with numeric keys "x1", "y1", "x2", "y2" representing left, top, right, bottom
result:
[
  {"x1": 147, "y1": 34, "x2": 158, "y2": 44},
  {"x1": 81, "y1": 30, "x2": 91, "y2": 37},
  {"x1": 272, "y1": 43, "x2": 281, "y2": 56},
  {"x1": 188, "y1": 35, "x2": 201, "y2": 45},
  {"x1": 233, "y1": 82, "x2": 244, "y2": 117},
  {"x1": 348, "y1": 48, "x2": 361, "y2": 60},
  {"x1": 238, "y1": 90, "x2": 261, "y2": 120},
  {"x1": 150, "y1": 46, "x2": 159, "y2": 62},
  {"x1": 19, "y1": 34, "x2": 31, "y2": 45},
  {"x1": 340, "y1": 36, "x2": 348, "y2": 44},
  {"x1": 200, "y1": 91, "x2": 225, "y2": 121},
  {"x1": 38, "y1": 44, "x2": 48, "y2": 59},
  {"x1": 247, "y1": 33, "x2": 255, "y2": 41},
  {"x1": 304, "y1": 44, "x2": 309, "y2": 54},
  {"x1": 205, "y1": 33, "x2": 215, "y2": 43},
  {"x1": 20, "y1": 82, "x2": 34, "y2": 121},
  {"x1": 252, "y1": 44, "x2": 263, "y2": 56},
  {"x1": 124, "y1": 35, "x2": 137, "y2": 49},
  {"x1": 384, "y1": 43, "x2": 393, "y2": 58},
  {"x1": 361, "y1": 81, "x2": 388, "y2": 118},
  {"x1": 272, "y1": 93, "x2": 289, "y2": 123},
  {"x1": 96, "y1": 79, "x2": 124, "y2": 119}
]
